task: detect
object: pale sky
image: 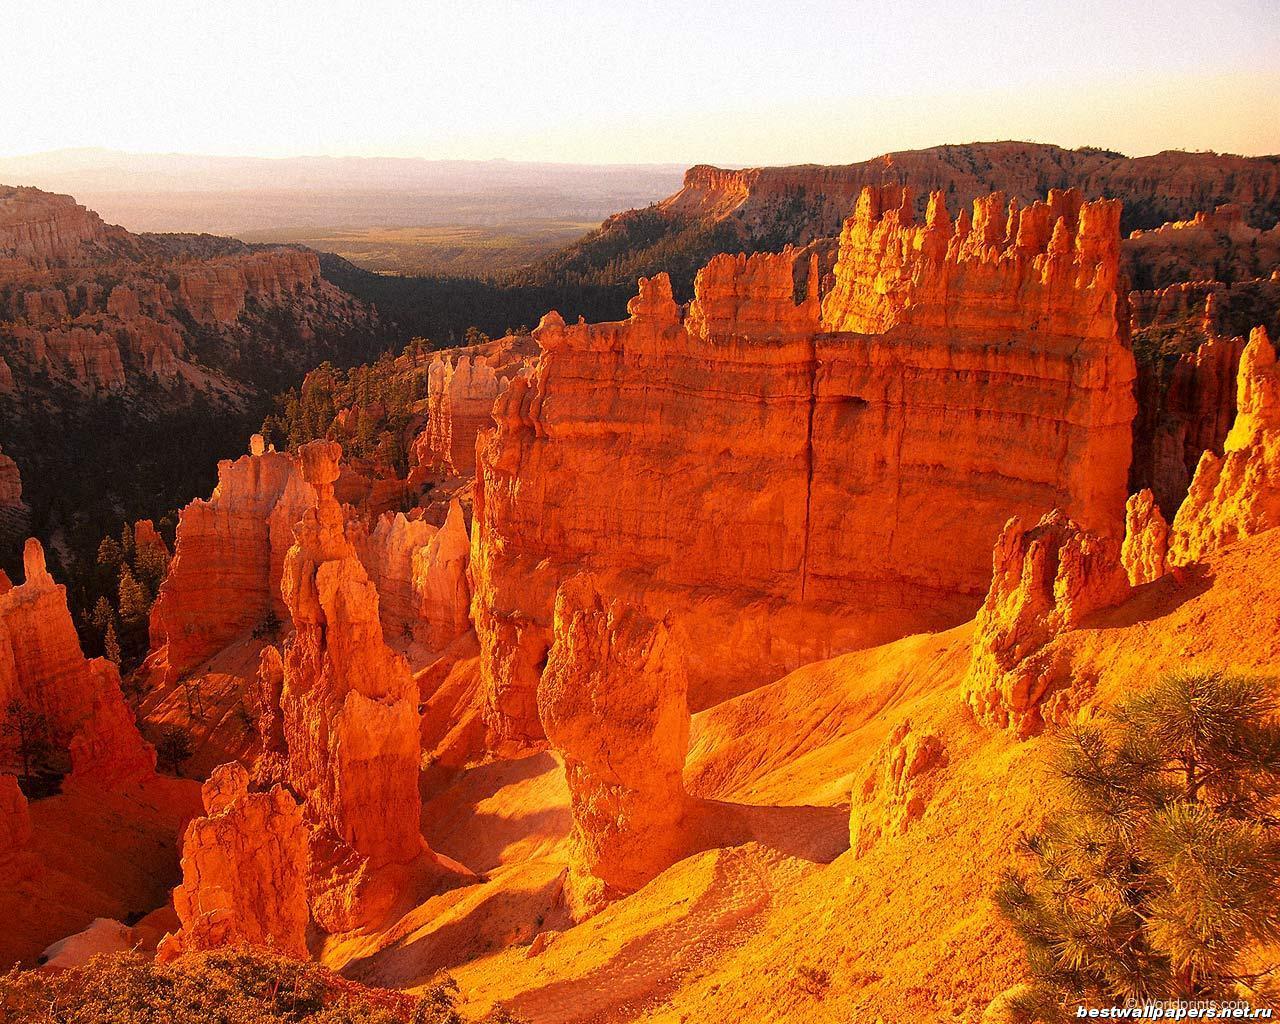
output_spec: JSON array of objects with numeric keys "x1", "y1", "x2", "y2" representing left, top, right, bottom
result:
[{"x1": 5, "y1": 0, "x2": 1278, "y2": 165}]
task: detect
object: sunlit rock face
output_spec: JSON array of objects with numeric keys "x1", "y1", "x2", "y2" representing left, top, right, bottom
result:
[
  {"x1": 473, "y1": 186, "x2": 1136, "y2": 750},
  {"x1": 150, "y1": 436, "x2": 316, "y2": 676},
  {"x1": 0, "y1": 538, "x2": 155, "y2": 783},
  {"x1": 538, "y1": 574, "x2": 690, "y2": 920},
  {"x1": 160, "y1": 764, "x2": 310, "y2": 961},
  {"x1": 1169, "y1": 326, "x2": 1280, "y2": 563},
  {"x1": 965, "y1": 511, "x2": 1130, "y2": 738}
]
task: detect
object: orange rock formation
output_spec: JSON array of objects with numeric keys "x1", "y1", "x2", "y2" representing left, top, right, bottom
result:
[
  {"x1": 965, "y1": 511, "x2": 1130, "y2": 736},
  {"x1": 0, "y1": 539, "x2": 155, "y2": 782},
  {"x1": 0, "y1": 774, "x2": 31, "y2": 859},
  {"x1": 473, "y1": 186, "x2": 1135, "y2": 748},
  {"x1": 150, "y1": 436, "x2": 315, "y2": 675},
  {"x1": 160, "y1": 763, "x2": 309, "y2": 960},
  {"x1": 538, "y1": 575, "x2": 690, "y2": 920},
  {"x1": 275, "y1": 441, "x2": 448, "y2": 932},
  {"x1": 1168, "y1": 326, "x2": 1280, "y2": 562},
  {"x1": 1121, "y1": 489, "x2": 1170, "y2": 586}
]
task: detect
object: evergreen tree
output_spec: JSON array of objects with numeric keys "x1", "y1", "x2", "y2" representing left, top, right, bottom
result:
[
  {"x1": 997, "y1": 670, "x2": 1280, "y2": 1011},
  {"x1": 103, "y1": 622, "x2": 121, "y2": 667},
  {"x1": 134, "y1": 538, "x2": 170, "y2": 594},
  {"x1": 1, "y1": 701, "x2": 53, "y2": 788},
  {"x1": 117, "y1": 567, "x2": 149, "y2": 627}
]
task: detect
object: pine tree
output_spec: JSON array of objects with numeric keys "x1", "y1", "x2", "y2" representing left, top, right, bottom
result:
[
  {"x1": 117, "y1": 567, "x2": 149, "y2": 627},
  {"x1": 134, "y1": 538, "x2": 170, "y2": 594},
  {"x1": 1, "y1": 700, "x2": 52, "y2": 788},
  {"x1": 103, "y1": 622, "x2": 121, "y2": 666},
  {"x1": 997, "y1": 670, "x2": 1280, "y2": 1012}
]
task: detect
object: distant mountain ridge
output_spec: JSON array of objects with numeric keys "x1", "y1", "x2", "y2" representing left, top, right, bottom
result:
[{"x1": 522, "y1": 141, "x2": 1280, "y2": 296}]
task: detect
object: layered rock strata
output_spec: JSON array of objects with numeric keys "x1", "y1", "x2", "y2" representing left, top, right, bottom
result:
[{"x1": 474, "y1": 186, "x2": 1136, "y2": 747}]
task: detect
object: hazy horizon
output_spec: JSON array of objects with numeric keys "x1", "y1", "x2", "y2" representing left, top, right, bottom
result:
[{"x1": 4, "y1": 0, "x2": 1278, "y2": 166}]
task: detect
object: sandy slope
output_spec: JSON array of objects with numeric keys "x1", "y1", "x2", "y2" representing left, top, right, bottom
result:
[{"x1": 331, "y1": 527, "x2": 1280, "y2": 1023}]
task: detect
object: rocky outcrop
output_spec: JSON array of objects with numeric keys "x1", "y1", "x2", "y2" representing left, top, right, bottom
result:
[
  {"x1": 1124, "y1": 205, "x2": 1280, "y2": 290},
  {"x1": 965, "y1": 512, "x2": 1131, "y2": 737},
  {"x1": 160, "y1": 763, "x2": 309, "y2": 960},
  {"x1": 0, "y1": 539, "x2": 155, "y2": 782},
  {"x1": 0, "y1": 186, "x2": 127, "y2": 270},
  {"x1": 276, "y1": 441, "x2": 442, "y2": 933},
  {"x1": 661, "y1": 145, "x2": 1280, "y2": 237},
  {"x1": 0, "y1": 774, "x2": 31, "y2": 859},
  {"x1": 150, "y1": 436, "x2": 315, "y2": 675},
  {"x1": 1168, "y1": 327, "x2": 1280, "y2": 563},
  {"x1": 176, "y1": 250, "x2": 321, "y2": 325},
  {"x1": 0, "y1": 448, "x2": 21, "y2": 507},
  {"x1": 473, "y1": 186, "x2": 1135, "y2": 747},
  {"x1": 538, "y1": 575, "x2": 690, "y2": 920},
  {"x1": 849, "y1": 720, "x2": 946, "y2": 857},
  {"x1": 0, "y1": 185, "x2": 377, "y2": 397},
  {"x1": 409, "y1": 336, "x2": 538, "y2": 483},
  {"x1": 348, "y1": 512, "x2": 439, "y2": 645},
  {"x1": 411, "y1": 499, "x2": 472, "y2": 649},
  {"x1": 1121, "y1": 489, "x2": 1170, "y2": 586}
]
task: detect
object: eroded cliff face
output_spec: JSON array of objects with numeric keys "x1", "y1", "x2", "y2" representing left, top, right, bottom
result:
[
  {"x1": 473, "y1": 186, "x2": 1136, "y2": 748},
  {"x1": 275, "y1": 441, "x2": 445, "y2": 933},
  {"x1": 150, "y1": 436, "x2": 316, "y2": 676},
  {"x1": 1127, "y1": 270, "x2": 1280, "y2": 514},
  {"x1": 1123, "y1": 205, "x2": 1280, "y2": 291},
  {"x1": 0, "y1": 185, "x2": 378, "y2": 398},
  {"x1": 409, "y1": 335, "x2": 538, "y2": 483},
  {"x1": 538, "y1": 575, "x2": 690, "y2": 920},
  {"x1": 965, "y1": 511, "x2": 1130, "y2": 737},
  {"x1": 1168, "y1": 326, "x2": 1280, "y2": 563},
  {"x1": 0, "y1": 539, "x2": 155, "y2": 783},
  {"x1": 160, "y1": 763, "x2": 309, "y2": 960}
]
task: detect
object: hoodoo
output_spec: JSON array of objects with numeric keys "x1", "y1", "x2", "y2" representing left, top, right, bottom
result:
[{"x1": 539, "y1": 575, "x2": 691, "y2": 920}]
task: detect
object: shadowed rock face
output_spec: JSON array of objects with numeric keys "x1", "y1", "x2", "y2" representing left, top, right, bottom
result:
[
  {"x1": 539, "y1": 575, "x2": 690, "y2": 920},
  {"x1": 473, "y1": 186, "x2": 1136, "y2": 750},
  {"x1": 0, "y1": 538, "x2": 155, "y2": 783}
]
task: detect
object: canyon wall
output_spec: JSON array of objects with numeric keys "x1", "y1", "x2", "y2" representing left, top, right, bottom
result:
[
  {"x1": 150, "y1": 436, "x2": 315, "y2": 676},
  {"x1": 661, "y1": 145, "x2": 1280, "y2": 236},
  {"x1": 0, "y1": 185, "x2": 378, "y2": 397},
  {"x1": 0, "y1": 539, "x2": 154, "y2": 782},
  {"x1": 473, "y1": 185, "x2": 1136, "y2": 749}
]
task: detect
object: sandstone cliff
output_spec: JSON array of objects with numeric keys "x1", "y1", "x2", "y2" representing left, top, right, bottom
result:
[
  {"x1": 0, "y1": 539, "x2": 155, "y2": 782},
  {"x1": 150, "y1": 436, "x2": 315, "y2": 676},
  {"x1": 1167, "y1": 326, "x2": 1280, "y2": 563},
  {"x1": 161, "y1": 763, "x2": 309, "y2": 960},
  {"x1": 473, "y1": 186, "x2": 1135, "y2": 748},
  {"x1": 965, "y1": 511, "x2": 1130, "y2": 736},
  {"x1": 538, "y1": 575, "x2": 690, "y2": 920}
]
